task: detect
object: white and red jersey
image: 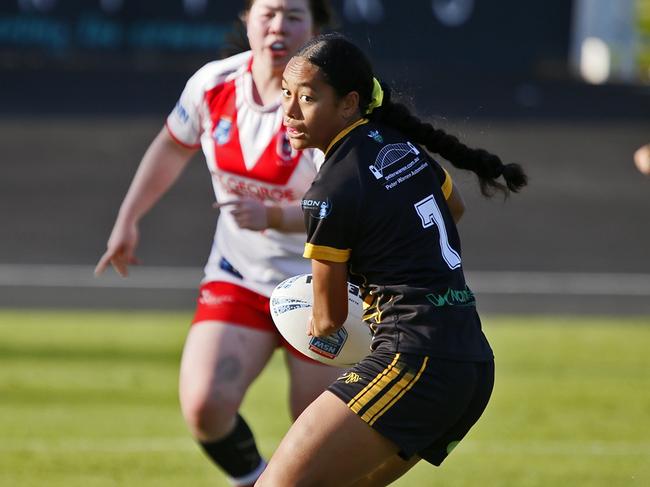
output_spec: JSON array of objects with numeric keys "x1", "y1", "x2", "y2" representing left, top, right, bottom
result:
[{"x1": 166, "y1": 51, "x2": 322, "y2": 297}]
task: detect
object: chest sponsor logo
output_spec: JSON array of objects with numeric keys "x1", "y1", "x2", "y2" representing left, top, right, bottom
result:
[
  {"x1": 302, "y1": 198, "x2": 332, "y2": 219},
  {"x1": 425, "y1": 287, "x2": 476, "y2": 307},
  {"x1": 216, "y1": 173, "x2": 296, "y2": 202},
  {"x1": 369, "y1": 141, "x2": 420, "y2": 180},
  {"x1": 213, "y1": 117, "x2": 232, "y2": 145}
]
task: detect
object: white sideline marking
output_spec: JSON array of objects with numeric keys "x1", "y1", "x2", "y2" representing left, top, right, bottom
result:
[
  {"x1": 0, "y1": 438, "x2": 648, "y2": 456},
  {"x1": 0, "y1": 264, "x2": 649, "y2": 296},
  {"x1": 0, "y1": 264, "x2": 202, "y2": 290},
  {"x1": 466, "y1": 271, "x2": 650, "y2": 296}
]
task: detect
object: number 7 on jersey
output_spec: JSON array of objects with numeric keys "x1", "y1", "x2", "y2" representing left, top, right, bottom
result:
[{"x1": 414, "y1": 195, "x2": 462, "y2": 270}]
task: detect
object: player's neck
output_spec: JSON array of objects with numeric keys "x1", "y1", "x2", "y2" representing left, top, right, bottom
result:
[{"x1": 250, "y1": 61, "x2": 282, "y2": 106}]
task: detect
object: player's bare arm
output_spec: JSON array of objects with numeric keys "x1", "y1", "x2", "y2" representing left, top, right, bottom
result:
[
  {"x1": 213, "y1": 199, "x2": 306, "y2": 232},
  {"x1": 310, "y1": 259, "x2": 349, "y2": 336},
  {"x1": 95, "y1": 127, "x2": 197, "y2": 276}
]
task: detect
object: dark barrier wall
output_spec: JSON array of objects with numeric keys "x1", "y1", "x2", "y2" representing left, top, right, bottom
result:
[
  {"x1": 1, "y1": 0, "x2": 571, "y2": 78},
  {"x1": 335, "y1": 0, "x2": 572, "y2": 80}
]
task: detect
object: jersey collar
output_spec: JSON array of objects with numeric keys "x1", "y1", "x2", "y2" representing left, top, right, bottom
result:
[{"x1": 324, "y1": 118, "x2": 369, "y2": 157}]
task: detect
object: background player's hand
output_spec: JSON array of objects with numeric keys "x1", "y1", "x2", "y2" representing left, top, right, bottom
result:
[
  {"x1": 94, "y1": 221, "x2": 141, "y2": 277},
  {"x1": 213, "y1": 199, "x2": 269, "y2": 231},
  {"x1": 634, "y1": 144, "x2": 650, "y2": 176}
]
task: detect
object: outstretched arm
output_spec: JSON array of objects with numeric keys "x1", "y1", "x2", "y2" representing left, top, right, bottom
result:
[
  {"x1": 95, "y1": 127, "x2": 198, "y2": 276},
  {"x1": 213, "y1": 199, "x2": 307, "y2": 233}
]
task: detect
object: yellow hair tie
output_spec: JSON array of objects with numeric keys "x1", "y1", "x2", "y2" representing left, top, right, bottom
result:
[{"x1": 365, "y1": 77, "x2": 384, "y2": 115}]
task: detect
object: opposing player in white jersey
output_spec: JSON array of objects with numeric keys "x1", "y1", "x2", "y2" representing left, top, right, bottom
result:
[{"x1": 95, "y1": 2, "x2": 337, "y2": 486}]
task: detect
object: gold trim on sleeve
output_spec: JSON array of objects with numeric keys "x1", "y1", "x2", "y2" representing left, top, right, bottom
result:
[
  {"x1": 441, "y1": 168, "x2": 453, "y2": 200},
  {"x1": 303, "y1": 243, "x2": 351, "y2": 262}
]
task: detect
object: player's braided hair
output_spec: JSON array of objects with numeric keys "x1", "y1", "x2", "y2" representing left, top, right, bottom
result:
[
  {"x1": 222, "y1": 0, "x2": 333, "y2": 58},
  {"x1": 296, "y1": 33, "x2": 527, "y2": 197}
]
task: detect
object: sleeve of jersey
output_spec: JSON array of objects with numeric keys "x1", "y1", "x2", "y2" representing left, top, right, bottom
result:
[
  {"x1": 430, "y1": 159, "x2": 453, "y2": 200},
  {"x1": 165, "y1": 69, "x2": 204, "y2": 149},
  {"x1": 302, "y1": 180, "x2": 358, "y2": 263}
]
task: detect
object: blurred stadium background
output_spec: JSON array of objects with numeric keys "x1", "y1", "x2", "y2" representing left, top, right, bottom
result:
[
  {"x1": 1, "y1": 1, "x2": 649, "y2": 486},
  {"x1": 1, "y1": 0, "x2": 649, "y2": 313}
]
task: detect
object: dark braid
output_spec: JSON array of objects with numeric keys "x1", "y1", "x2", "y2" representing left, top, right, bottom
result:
[{"x1": 297, "y1": 33, "x2": 527, "y2": 198}]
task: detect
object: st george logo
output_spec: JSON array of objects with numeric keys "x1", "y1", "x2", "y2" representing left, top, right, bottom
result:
[{"x1": 276, "y1": 132, "x2": 295, "y2": 164}]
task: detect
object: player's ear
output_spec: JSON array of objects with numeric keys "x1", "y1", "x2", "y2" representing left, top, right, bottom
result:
[{"x1": 340, "y1": 91, "x2": 360, "y2": 119}]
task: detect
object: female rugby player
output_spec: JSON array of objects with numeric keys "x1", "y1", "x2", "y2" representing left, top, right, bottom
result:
[
  {"x1": 95, "y1": 2, "x2": 339, "y2": 486},
  {"x1": 257, "y1": 34, "x2": 527, "y2": 486}
]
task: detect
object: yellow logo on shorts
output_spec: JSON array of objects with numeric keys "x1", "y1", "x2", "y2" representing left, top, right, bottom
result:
[{"x1": 338, "y1": 372, "x2": 361, "y2": 384}]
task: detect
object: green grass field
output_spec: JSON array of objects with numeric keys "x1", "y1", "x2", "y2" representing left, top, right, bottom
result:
[{"x1": 1, "y1": 310, "x2": 648, "y2": 486}]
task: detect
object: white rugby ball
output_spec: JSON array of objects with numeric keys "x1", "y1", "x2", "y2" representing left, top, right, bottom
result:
[{"x1": 270, "y1": 274, "x2": 373, "y2": 367}]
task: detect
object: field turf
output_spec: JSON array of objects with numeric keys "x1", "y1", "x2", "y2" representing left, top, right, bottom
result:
[{"x1": 1, "y1": 310, "x2": 648, "y2": 486}]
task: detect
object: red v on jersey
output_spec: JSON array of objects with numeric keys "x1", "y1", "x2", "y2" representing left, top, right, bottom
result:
[{"x1": 205, "y1": 79, "x2": 302, "y2": 186}]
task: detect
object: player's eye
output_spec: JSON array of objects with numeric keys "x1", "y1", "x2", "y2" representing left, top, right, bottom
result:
[
  {"x1": 300, "y1": 95, "x2": 313, "y2": 103},
  {"x1": 281, "y1": 88, "x2": 291, "y2": 98}
]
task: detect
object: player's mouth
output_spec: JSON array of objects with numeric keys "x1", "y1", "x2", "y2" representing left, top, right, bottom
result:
[
  {"x1": 285, "y1": 125, "x2": 305, "y2": 138},
  {"x1": 269, "y1": 41, "x2": 289, "y2": 57}
]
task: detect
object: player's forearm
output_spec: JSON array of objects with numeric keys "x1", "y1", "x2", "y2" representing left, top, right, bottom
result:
[
  {"x1": 310, "y1": 259, "x2": 349, "y2": 337},
  {"x1": 266, "y1": 204, "x2": 306, "y2": 232}
]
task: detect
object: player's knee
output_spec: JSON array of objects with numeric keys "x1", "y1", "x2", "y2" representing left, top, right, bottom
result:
[{"x1": 180, "y1": 388, "x2": 242, "y2": 436}]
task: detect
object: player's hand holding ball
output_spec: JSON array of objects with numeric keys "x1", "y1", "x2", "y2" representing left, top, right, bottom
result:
[{"x1": 270, "y1": 274, "x2": 373, "y2": 367}]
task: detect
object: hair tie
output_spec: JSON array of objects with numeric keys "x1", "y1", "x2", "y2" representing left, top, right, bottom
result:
[{"x1": 365, "y1": 78, "x2": 384, "y2": 115}]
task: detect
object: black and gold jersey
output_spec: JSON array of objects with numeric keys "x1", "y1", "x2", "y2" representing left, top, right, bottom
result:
[{"x1": 302, "y1": 119, "x2": 493, "y2": 361}]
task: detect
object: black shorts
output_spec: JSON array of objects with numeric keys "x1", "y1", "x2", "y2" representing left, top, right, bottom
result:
[{"x1": 328, "y1": 350, "x2": 494, "y2": 466}]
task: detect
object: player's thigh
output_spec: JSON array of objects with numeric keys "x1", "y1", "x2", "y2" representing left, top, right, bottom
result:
[
  {"x1": 284, "y1": 352, "x2": 343, "y2": 416},
  {"x1": 179, "y1": 321, "x2": 278, "y2": 403},
  {"x1": 259, "y1": 391, "x2": 399, "y2": 486},
  {"x1": 348, "y1": 455, "x2": 420, "y2": 487}
]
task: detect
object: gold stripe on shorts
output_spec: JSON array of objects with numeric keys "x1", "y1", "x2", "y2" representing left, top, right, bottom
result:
[
  {"x1": 366, "y1": 356, "x2": 429, "y2": 426},
  {"x1": 348, "y1": 353, "x2": 401, "y2": 414}
]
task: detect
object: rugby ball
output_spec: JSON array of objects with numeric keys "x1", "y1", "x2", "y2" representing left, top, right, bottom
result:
[{"x1": 270, "y1": 274, "x2": 373, "y2": 367}]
